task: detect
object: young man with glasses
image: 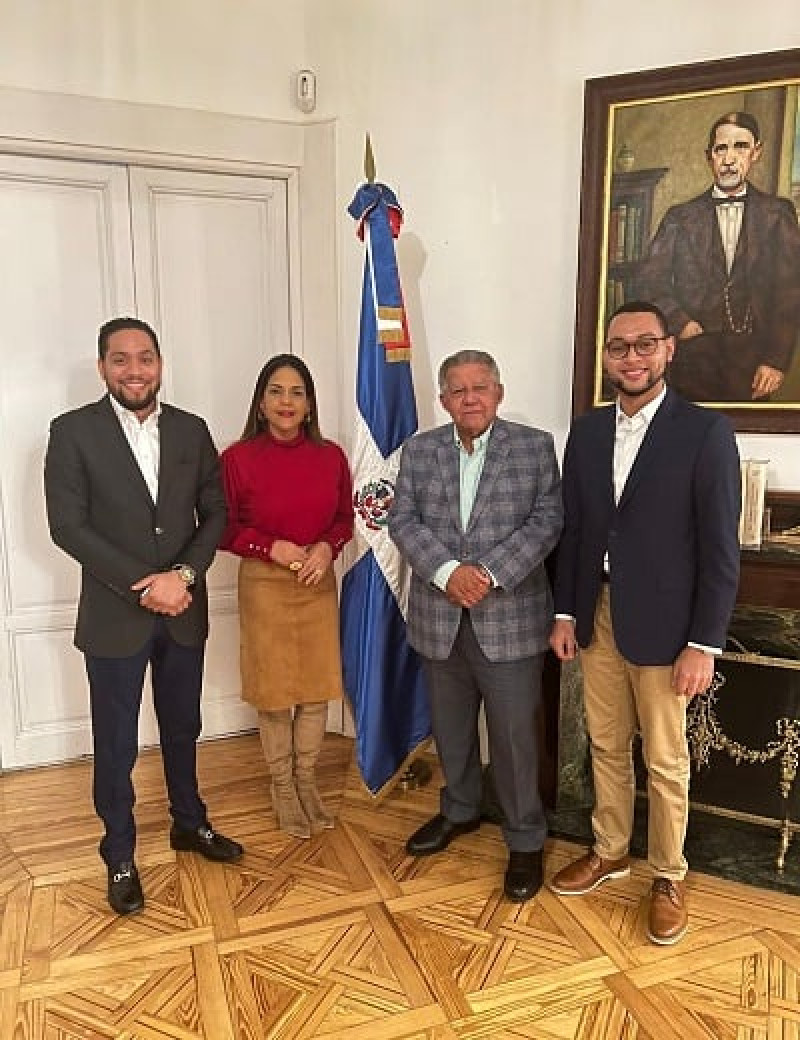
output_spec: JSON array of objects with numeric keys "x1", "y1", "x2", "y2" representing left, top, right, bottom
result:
[{"x1": 548, "y1": 301, "x2": 740, "y2": 945}]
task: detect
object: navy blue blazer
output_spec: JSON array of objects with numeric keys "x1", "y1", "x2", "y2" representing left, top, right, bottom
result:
[{"x1": 553, "y1": 389, "x2": 741, "y2": 665}]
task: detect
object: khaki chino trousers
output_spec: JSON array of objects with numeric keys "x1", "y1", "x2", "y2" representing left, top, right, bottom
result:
[{"x1": 580, "y1": 585, "x2": 689, "y2": 881}]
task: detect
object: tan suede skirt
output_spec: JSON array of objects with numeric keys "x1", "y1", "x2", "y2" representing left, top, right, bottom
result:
[{"x1": 237, "y1": 558, "x2": 345, "y2": 711}]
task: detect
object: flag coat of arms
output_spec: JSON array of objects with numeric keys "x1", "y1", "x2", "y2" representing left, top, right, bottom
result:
[{"x1": 340, "y1": 181, "x2": 431, "y2": 798}]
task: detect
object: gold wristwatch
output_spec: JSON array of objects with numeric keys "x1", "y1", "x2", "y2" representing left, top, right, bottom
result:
[{"x1": 173, "y1": 563, "x2": 196, "y2": 587}]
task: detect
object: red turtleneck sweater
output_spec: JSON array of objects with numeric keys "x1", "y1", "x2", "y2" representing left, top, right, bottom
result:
[{"x1": 220, "y1": 432, "x2": 353, "y2": 561}]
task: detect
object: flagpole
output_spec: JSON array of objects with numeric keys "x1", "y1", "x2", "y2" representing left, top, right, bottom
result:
[
  {"x1": 365, "y1": 132, "x2": 431, "y2": 795},
  {"x1": 364, "y1": 133, "x2": 376, "y2": 184},
  {"x1": 341, "y1": 138, "x2": 433, "y2": 798},
  {"x1": 398, "y1": 756, "x2": 432, "y2": 791}
]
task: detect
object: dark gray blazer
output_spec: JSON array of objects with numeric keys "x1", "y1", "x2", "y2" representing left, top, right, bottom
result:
[
  {"x1": 44, "y1": 395, "x2": 227, "y2": 657},
  {"x1": 388, "y1": 418, "x2": 563, "y2": 662}
]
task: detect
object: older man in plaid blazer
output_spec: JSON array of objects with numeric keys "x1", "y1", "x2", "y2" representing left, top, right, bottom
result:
[{"x1": 388, "y1": 349, "x2": 562, "y2": 902}]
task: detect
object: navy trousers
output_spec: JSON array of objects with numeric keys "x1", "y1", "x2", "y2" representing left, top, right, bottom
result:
[{"x1": 85, "y1": 619, "x2": 208, "y2": 866}]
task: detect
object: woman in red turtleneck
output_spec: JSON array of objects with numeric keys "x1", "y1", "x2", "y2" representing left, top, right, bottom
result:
[{"x1": 220, "y1": 355, "x2": 353, "y2": 838}]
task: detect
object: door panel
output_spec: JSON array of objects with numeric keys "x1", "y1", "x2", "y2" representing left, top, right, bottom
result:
[
  {"x1": 129, "y1": 168, "x2": 290, "y2": 447},
  {"x1": 0, "y1": 158, "x2": 293, "y2": 767},
  {"x1": 0, "y1": 155, "x2": 135, "y2": 767},
  {"x1": 129, "y1": 167, "x2": 291, "y2": 740}
]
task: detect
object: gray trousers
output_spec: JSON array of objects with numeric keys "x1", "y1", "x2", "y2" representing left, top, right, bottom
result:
[{"x1": 423, "y1": 611, "x2": 546, "y2": 852}]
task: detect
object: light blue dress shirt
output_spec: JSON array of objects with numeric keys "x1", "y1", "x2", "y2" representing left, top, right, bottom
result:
[{"x1": 432, "y1": 424, "x2": 494, "y2": 591}]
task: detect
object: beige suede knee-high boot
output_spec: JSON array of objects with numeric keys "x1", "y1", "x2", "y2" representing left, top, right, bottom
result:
[
  {"x1": 258, "y1": 709, "x2": 311, "y2": 839},
  {"x1": 293, "y1": 702, "x2": 334, "y2": 833}
]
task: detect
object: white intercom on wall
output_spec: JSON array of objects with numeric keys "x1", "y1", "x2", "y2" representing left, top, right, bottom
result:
[{"x1": 295, "y1": 70, "x2": 316, "y2": 113}]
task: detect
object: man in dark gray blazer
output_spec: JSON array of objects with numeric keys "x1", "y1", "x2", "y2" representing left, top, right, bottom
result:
[
  {"x1": 549, "y1": 301, "x2": 740, "y2": 945},
  {"x1": 388, "y1": 350, "x2": 563, "y2": 902},
  {"x1": 44, "y1": 317, "x2": 242, "y2": 916}
]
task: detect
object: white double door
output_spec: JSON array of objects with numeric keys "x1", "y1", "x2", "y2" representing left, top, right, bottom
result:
[{"x1": 0, "y1": 153, "x2": 290, "y2": 768}]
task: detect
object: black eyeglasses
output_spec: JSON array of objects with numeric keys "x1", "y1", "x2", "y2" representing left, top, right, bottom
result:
[{"x1": 603, "y1": 335, "x2": 668, "y2": 360}]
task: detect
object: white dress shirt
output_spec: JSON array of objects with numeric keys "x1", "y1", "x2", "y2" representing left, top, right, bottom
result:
[
  {"x1": 712, "y1": 187, "x2": 746, "y2": 274},
  {"x1": 109, "y1": 396, "x2": 161, "y2": 502},
  {"x1": 613, "y1": 388, "x2": 665, "y2": 505}
]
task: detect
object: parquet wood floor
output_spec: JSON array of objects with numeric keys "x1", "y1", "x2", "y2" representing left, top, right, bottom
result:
[{"x1": 1, "y1": 733, "x2": 799, "y2": 1039}]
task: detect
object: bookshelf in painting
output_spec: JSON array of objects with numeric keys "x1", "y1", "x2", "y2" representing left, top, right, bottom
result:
[{"x1": 605, "y1": 167, "x2": 668, "y2": 319}]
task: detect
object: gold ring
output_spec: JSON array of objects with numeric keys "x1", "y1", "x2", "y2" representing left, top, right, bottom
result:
[{"x1": 289, "y1": 561, "x2": 302, "y2": 572}]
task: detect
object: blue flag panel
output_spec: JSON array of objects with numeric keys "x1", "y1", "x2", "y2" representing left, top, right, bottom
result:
[{"x1": 340, "y1": 180, "x2": 431, "y2": 797}]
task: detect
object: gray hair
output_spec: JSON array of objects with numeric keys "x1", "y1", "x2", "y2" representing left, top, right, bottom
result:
[{"x1": 438, "y1": 350, "x2": 501, "y2": 392}]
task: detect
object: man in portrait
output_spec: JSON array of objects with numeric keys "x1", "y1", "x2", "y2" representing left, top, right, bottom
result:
[{"x1": 635, "y1": 111, "x2": 800, "y2": 403}]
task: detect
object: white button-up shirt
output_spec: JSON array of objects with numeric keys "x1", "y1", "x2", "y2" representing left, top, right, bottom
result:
[
  {"x1": 110, "y1": 396, "x2": 161, "y2": 502},
  {"x1": 712, "y1": 188, "x2": 746, "y2": 273}
]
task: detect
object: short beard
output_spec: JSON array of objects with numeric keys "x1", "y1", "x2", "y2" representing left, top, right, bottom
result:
[
  {"x1": 109, "y1": 385, "x2": 159, "y2": 415},
  {"x1": 607, "y1": 366, "x2": 666, "y2": 400}
]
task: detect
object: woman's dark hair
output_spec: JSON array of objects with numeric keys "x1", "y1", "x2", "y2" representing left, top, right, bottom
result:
[{"x1": 240, "y1": 353, "x2": 323, "y2": 443}]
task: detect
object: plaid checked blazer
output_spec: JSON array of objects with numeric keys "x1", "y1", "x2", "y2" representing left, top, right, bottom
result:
[{"x1": 388, "y1": 418, "x2": 563, "y2": 662}]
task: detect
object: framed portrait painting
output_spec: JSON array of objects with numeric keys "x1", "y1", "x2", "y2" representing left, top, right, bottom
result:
[{"x1": 573, "y1": 48, "x2": 800, "y2": 433}]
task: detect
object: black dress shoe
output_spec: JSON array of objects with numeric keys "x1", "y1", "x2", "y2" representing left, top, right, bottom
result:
[
  {"x1": 406, "y1": 813, "x2": 481, "y2": 857},
  {"x1": 107, "y1": 860, "x2": 144, "y2": 916},
  {"x1": 504, "y1": 849, "x2": 543, "y2": 903},
  {"x1": 169, "y1": 824, "x2": 244, "y2": 862}
]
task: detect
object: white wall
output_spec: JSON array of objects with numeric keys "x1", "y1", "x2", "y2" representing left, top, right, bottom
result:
[
  {"x1": 0, "y1": 0, "x2": 303, "y2": 118},
  {"x1": 1, "y1": 0, "x2": 799, "y2": 484},
  {"x1": 305, "y1": 0, "x2": 800, "y2": 487}
]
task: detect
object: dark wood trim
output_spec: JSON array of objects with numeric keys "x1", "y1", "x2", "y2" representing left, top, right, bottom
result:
[
  {"x1": 739, "y1": 544, "x2": 800, "y2": 609},
  {"x1": 765, "y1": 489, "x2": 800, "y2": 534}
]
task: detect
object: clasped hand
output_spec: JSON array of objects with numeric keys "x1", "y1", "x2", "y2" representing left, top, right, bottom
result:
[
  {"x1": 270, "y1": 538, "x2": 332, "y2": 586},
  {"x1": 445, "y1": 563, "x2": 491, "y2": 608},
  {"x1": 131, "y1": 571, "x2": 192, "y2": 616}
]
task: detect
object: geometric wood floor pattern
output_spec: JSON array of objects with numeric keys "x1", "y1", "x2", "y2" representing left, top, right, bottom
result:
[{"x1": 1, "y1": 733, "x2": 799, "y2": 1039}]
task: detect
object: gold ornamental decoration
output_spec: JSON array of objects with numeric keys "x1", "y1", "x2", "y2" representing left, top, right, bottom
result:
[{"x1": 687, "y1": 658, "x2": 800, "y2": 871}]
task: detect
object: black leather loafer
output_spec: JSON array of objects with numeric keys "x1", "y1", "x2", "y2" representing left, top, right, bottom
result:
[
  {"x1": 169, "y1": 824, "x2": 244, "y2": 862},
  {"x1": 107, "y1": 860, "x2": 144, "y2": 915},
  {"x1": 406, "y1": 813, "x2": 481, "y2": 856},
  {"x1": 504, "y1": 849, "x2": 543, "y2": 903}
]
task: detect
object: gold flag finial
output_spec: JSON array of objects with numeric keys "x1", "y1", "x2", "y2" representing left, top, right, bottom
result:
[{"x1": 364, "y1": 133, "x2": 376, "y2": 184}]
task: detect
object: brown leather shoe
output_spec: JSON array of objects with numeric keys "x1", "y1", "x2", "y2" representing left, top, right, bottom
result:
[
  {"x1": 549, "y1": 851, "x2": 630, "y2": 895},
  {"x1": 647, "y1": 878, "x2": 688, "y2": 945}
]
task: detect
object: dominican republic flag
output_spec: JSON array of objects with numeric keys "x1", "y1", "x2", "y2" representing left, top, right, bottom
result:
[{"x1": 340, "y1": 181, "x2": 431, "y2": 798}]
